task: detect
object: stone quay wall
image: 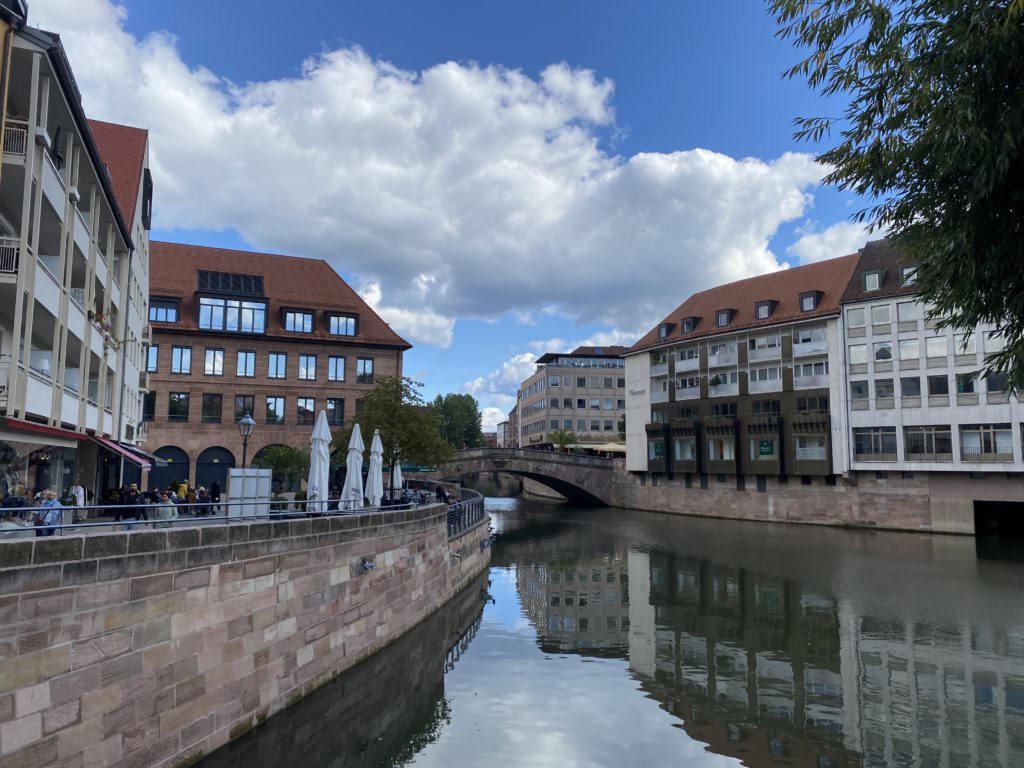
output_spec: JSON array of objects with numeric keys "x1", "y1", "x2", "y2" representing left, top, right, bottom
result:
[{"x1": 0, "y1": 504, "x2": 490, "y2": 768}]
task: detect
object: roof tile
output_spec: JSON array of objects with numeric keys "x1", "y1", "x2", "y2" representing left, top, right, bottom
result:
[{"x1": 87, "y1": 119, "x2": 148, "y2": 222}]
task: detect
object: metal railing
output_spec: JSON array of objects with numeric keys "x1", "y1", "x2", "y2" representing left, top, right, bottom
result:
[
  {"x1": 2, "y1": 119, "x2": 28, "y2": 156},
  {"x1": 0, "y1": 236, "x2": 19, "y2": 274}
]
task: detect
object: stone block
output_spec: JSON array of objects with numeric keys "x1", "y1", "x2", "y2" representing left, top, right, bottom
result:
[
  {"x1": 32, "y1": 537, "x2": 84, "y2": 565},
  {"x1": 0, "y1": 712, "x2": 42, "y2": 755},
  {"x1": 82, "y1": 536, "x2": 126, "y2": 560},
  {"x1": 180, "y1": 712, "x2": 214, "y2": 747},
  {"x1": 127, "y1": 532, "x2": 167, "y2": 555},
  {"x1": 49, "y1": 667, "x2": 101, "y2": 707},
  {"x1": 226, "y1": 615, "x2": 252, "y2": 641},
  {"x1": 227, "y1": 526, "x2": 249, "y2": 544},
  {"x1": 186, "y1": 546, "x2": 232, "y2": 568},
  {"x1": 175, "y1": 676, "x2": 205, "y2": 707},
  {"x1": 81, "y1": 734, "x2": 122, "y2": 768},
  {"x1": 42, "y1": 699, "x2": 80, "y2": 736},
  {"x1": 61, "y1": 560, "x2": 98, "y2": 587},
  {"x1": 242, "y1": 557, "x2": 276, "y2": 580},
  {"x1": 128, "y1": 574, "x2": 173, "y2": 602},
  {"x1": 98, "y1": 651, "x2": 144, "y2": 688},
  {"x1": 173, "y1": 568, "x2": 211, "y2": 590},
  {"x1": 199, "y1": 527, "x2": 228, "y2": 547},
  {"x1": 0, "y1": 542, "x2": 32, "y2": 569},
  {"x1": 167, "y1": 529, "x2": 200, "y2": 549},
  {"x1": 230, "y1": 543, "x2": 261, "y2": 560},
  {"x1": 76, "y1": 580, "x2": 130, "y2": 611},
  {"x1": 0, "y1": 733, "x2": 57, "y2": 767},
  {"x1": 78, "y1": 685, "x2": 121, "y2": 721},
  {"x1": 157, "y1": 548, "x2": 187, "y2": 573},
  {"x1": 246, "y1": 523, "x2": 271, "y2": 542},
  {"x1": 132, "y1": 616, "x2": 172, "y2": 651}
]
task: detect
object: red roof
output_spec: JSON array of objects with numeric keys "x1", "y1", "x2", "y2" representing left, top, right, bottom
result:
[
  {"x1": 150, "y1": 241, "x2": 411, "y2": 349},
  {"x1": 630, "y1": 254, "x2": 861, "y2": 353},
  {"x1": 87, "y1": 119, "x2": 148, "y2": 222}
]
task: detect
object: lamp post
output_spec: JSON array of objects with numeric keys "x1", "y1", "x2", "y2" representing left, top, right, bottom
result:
[{"x1": 238, "y1": 413, "x2": 256, "y2": 467}]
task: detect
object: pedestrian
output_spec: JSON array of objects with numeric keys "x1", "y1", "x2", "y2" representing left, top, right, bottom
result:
[
  {"x1": 196, "y1": 486, "x2": 212, "y2": 516},
  {"x1": 37, "y1": 490, "x2": 62, "y2": 536},
  {"x1": 178, "y1": 478, "x2": 190, "y2": 501},
  {"x1": 210, "y1": 480, "x2": 221, "y2": 514},
  {"x1": 71, "y1": 477, "x2": 86, "y2": 518},
  {"x1": 154, "y1": 491, "x2": 178, "y2": 528},
  {"x1": 119, "y1": 483, "x2": 146, "y2": 525}
]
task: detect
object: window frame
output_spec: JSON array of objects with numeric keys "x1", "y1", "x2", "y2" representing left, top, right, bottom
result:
[
  {"x1": 170, "y1": 346, "x2": 191, "y2": 375},
  {"x1": 328, "y1": 313, "x2": 358, "y2": 336},
  {"x1": 204, "y1": 348, "x2": 224, "y2": 376},
  {"x1": 283, "y1": 310, "x2": 314, "y2": 333},
  {"x1": 298, "y1": 354, "x2": 317, "y2": 381},
  {"x1": 268, "y1": 352, "x2": 287, "y2": 379},
  {"x1": 236, "y1": 350, "x2": 256, "y2": 378}
]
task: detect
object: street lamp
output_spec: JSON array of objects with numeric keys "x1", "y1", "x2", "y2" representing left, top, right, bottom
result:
[{"x1": 238, "y1": 413, "x2": 256, "y2": 467}]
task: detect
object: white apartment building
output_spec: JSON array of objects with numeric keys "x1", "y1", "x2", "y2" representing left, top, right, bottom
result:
[{"x1": 0, "y1": 7, "x2": 152, "y2": 500}]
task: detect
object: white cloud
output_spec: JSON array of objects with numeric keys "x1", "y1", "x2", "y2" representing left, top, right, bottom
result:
[
  {"x1": 788, "y1": 220, "x2": 874, "y2": 265},
  {"x1": 480, "y1": 407, "x2": 507, "y2": 430},
  {"x1": 464, "y1": 352, "x2": 537, "y2": 400},
  {"x1": 36, "y1": 0, "x2": 834, "y2": 349}
]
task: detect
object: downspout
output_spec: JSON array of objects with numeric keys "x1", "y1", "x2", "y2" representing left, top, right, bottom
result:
[{"x1": 114, "y1": 248, "x2": 134, "y2": 487}]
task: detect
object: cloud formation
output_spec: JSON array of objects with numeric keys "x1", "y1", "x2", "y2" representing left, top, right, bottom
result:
[
  {"x1": 788, "y1": 220, "x2": 875, "y2": 264},
  {"x1": 34, "y1": 0, "x2": 834, "y2": 350}
]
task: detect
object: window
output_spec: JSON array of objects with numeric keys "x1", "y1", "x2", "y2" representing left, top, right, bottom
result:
[
  {"x1": 873, "y1": 341, "x2": 893, "y2": 361},
  {"x1": 749, "y1": 366, "x2": 780, "y2": 382},
  {"x1": 265, "y1": 396, "x2": 285, "y2": 424},
  {"x1": 284, "y1": 311, "x2": 313, "y2": 333},
  {"x1": 268, "y1": 352, "x2": 287, "y2": 379},
  {"x1": 328, "y1": 356, "x2": 346, "y2": 382},
  {"x1": 298, "y1": 354, "x2": 316, "y2": 381},
  {"x1": 904, "y1": 425, "x2": 952, "y2": 459},
  {"x1": 658, "y1": 323, "x2": 671, "y2": 339},
  {"x1": 171, "y1": 346, "x2": 191, "y2": 374},
  {"x1": 146, "y1": 345, "x2": 158, "y2": 373},
  {"x1": 603, "y1": 377, "x2": 613, "y2": 388},
  {"x1": 850, "y1": 380, "x2": 869, "y2": 400},
  {"x1": 755, "y1": 301, "x2": 774, "y2": 320},
  {"x1": 864, "y1": 271, "x2": 882, "y2": 291},
  {"x1": 237, "y1": 351, "x2": 256, "y2": 377},
  {"x1": 562, "y1": 398, "x2": 573, "y2": 409},
  {"x1": 296, "y1": 398, "x2": 315, "y2": 424},
  {"x1": 926, "y1": 336, "x2": 947, "y2": 358},
  {"x1": 795, "y1": 434, "x2": 826, "y2": 460},
  {"x1": 576, "y1": 419, "x2": 586, "y2": 431},
  {"x1": 871, "y1": 305, "x2": 891, "y2": 325},
  {"x1": 751, "y1": 399, "x2": 780, "y2": 415},
  {"x1": 197, "y1": 271, "x2": 264, "y2": 294},
  {"x1": 750, "y1": 437, "x2": 776, "y2": 460},
  {"x1": 576, "y1": 398, "x2": 586, "y2": 409},
  {"x1": 794, "y1": 361, "x2": 829, "y2": 382},
  {"x1": 796, "y1": 396, "x2": 827, "y2": 412},
  {"x1": 590, "y1": 419, "x2": 600, "y2": 431},
  {"x1": 576, "y1": 377, "x2": 586, "y2": 387},
  {"x1": 955, "y1": 373, "x2": 978, "y2": 394},
  {"x1": 617, "y1": 399, "x2": 625, "y2": 409},
  {"x1": 204, "y1": 349, "x2": 224, "y2": 376},
  {"x1": 846, "y1": 308, "x2": 866, "y2": 328},
  {"x1": 562, "y1": 376, "x2": 572, "y2": 387},
  {"x1": 901, "y1": 266, "x2": 917, "y2": 285},
  {"x1": 953, "y1": 333, "x2": 976, "y2": 355},
  {"x1": 716, "y1": 309, "x2": 731, "y2": 327},
  {"x1": 711, "y1": 402, "x2": 737, "y2": 417},
  {"x1": 875, "y1": 379, "x2": 895, "y2": 398},
  {"x1": 800, "y1": 291, "x2": 820, "y2": 312},
  {"x1": 201, "y1": 393, "x2": 222, "y2": 423},
  {"x1": 901, "y1": 377, "x2": 921, "y2": 397},
  {"x1": 648, "y1": 440, "x2": 665, "y2": 460},
  {"x1": 681, "y1": 317, "x2": 695, "y2": 334},
  {"x1": 707, "y1": 436, "x2": 735, "y2": 461},
  {"x1": 142, "y1": 392, "x2": 155, "y2": 421},
  {"x1": 149, "y1": 300, "x2": 178, "y2": 323},
  {"x1": 897, "y1": 301, "x2": 921, "y2": 322},
  {"x1": 329, "y1": 314, "x2": 357, "y2": 336},
  {"x1": 548, "y1": 375, "x2": 560, "y2": 387},
  {"x1": 673, "y1": 437, "x2": 695, "y2": 461},
  {"x1": 853, "y1": 427, "x2": 897, "y2": 460},
  {"x1": 960, "y1": 424, "x2": 1013, "y2": 461},
  {"x1": 984, "y1": 331, "x2": 1006, "y2": 353},
  {"x1": 549, "y1": 398, "x2": 560, "y2": 409},
  {"x1": 357, "y1": 358, "x2": 374, "y2": 384},
  {"x1": 327, "y1": 398, "x2": 344, "y2": 425},
  {"x1": 589, "y1": 398, "x2": 600, "y2": 410},
  {"x1": 899, "y1": 338, "x2": 919, "y2": 360},
  {"x1": 603, "y1": 398, "x2": 614, "y2": 410},
  {"x1": 234, "y1": 395, "x2": 254, "y2": 422},
  {"x1": 603, "y1": 420, "x2": 614, "y2": 431},
  {"x1": 849, "y1": 344, "x2": 867, "y2": 364},
  {"x1": 986, "y1": 371, "x2": 1008, "y2": 393},
  {"x1": 168, "y1": 392, "x2": 189, "y2": 422},
  {"x1": 927, "y1": 375, "x2": 949, "y2": 395},
  {"x1": 198, "y1": 297, "x2": 266, "y2": 333},
  {"x1": 792, "y1": 326, "x2": 826, "y2": 347},
  {"x1": 748, "y1": 334, "x2": 781, "y2": 352}
]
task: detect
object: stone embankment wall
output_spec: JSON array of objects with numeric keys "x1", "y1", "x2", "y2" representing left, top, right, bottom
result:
[{"x1": 0, "y1": 505, "x2": 490, "y2": 768}]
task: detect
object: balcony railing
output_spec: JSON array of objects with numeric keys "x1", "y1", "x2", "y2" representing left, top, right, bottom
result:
[
  {"x1": 748, "y1": 378, "x2": 782, "y2": 394},
  {"x1": 2, "y1": 119, "x2": 28, "y2": 156},
  {"x1": 855, "y1": 452, "x2": 897, "y2": 462},
  {"x1": 793, "y1": 339, "x2": 828, "y2": 357},
  {"x1": 675, "y1": 385, "x2": 700, "y2": 400},
  {"x1": 674, "y1": 356, "x2": 699, "y2": 372},
  {"x1": 707, "y1": 350, "x2": 737, "y2": 368},
  {"x1": 0, "y1": 236, "x2": 19, "y2": 274},
  {"x1": 650, "y1": 361, "x2": 668, "y2": 377},
  {"x1": 708, "y1": 380, "x2": 738, "y2": 396},
  {"x1": 794, "y1": 373, "x2": 829, "y2": 389},
  {"x1": 961, "y1": 449, "x2": 1014, "y2": 463},
  {"x1": 748, "y1": 346, "x2": 781, "y2": 362},
  {"x1": 0, "y1": 356, "x2": 9, "y2": 406},
  {"x1": 356, "y1": 374, "x2": 374, "y2": 384}
]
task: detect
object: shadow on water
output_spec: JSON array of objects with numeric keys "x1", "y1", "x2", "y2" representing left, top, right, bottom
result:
[{"x1": 196, "y1": 572, "x2": 489, "y2": 768}]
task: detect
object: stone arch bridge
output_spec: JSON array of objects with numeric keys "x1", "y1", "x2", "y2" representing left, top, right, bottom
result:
[{"x1": 434, "y1": 448, "x2": 617, "y2": 505}]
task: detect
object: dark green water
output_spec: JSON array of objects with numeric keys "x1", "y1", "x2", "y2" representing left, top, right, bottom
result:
[{"x1": 203, "y1": 499, "x2": 1024, "y2": 767}]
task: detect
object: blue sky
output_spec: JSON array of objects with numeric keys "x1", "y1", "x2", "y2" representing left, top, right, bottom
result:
[{"x1": 36, "y1": 0, "x2": 869, "y2": 428}]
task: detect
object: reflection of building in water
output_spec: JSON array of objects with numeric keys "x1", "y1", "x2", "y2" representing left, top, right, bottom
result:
[
  {"x1": 630, "y1": 550, "x2": 1024, "y2": 767},
  {"x1": 516, "y1": 555, "x2": 631, "y2": 654}
]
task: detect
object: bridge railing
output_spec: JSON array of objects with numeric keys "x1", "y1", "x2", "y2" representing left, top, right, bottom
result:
[{"x1": 447, "y1": 447, "x2": 618, "y2": 467}]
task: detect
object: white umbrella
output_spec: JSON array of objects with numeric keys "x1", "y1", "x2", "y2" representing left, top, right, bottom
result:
[
  {"x1": 390, "y1": 461, "x2": 403, "y2": 501},
  {"x1": 306, "y1": 410, "x2": 331, "y2": 514},
  {"x1": 367, "y1": 429, "x2": 384, "y2": 507},
  {"x1": 339, "y1": 423, "x2": 364, "y2": 511}
]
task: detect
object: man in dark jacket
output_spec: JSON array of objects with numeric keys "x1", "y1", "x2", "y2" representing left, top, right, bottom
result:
[{"x1": 118, "y1": 483, "x2": 147, "y2": 523}]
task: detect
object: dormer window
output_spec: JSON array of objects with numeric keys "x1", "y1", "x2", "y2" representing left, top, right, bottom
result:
[
  {"x1": 329, "y1": 314, "x2": 358, "y2": 336},
  {"x1": 901, "y1": 266, "x2": 917, "y2": 285},
  {"x1": 864, "y1": 270, "x2": 885, "y2": 291},
  {"x1": 799, "y1": 291, "x2": 822, "y2": 312},
  {"x1": 715, "y1": 309, "x2": 735, "y2": 328},
  {"x1": 284, "y1": 310, "x2": 314, "y2": 333},
  {"x1": 755, "y1": 300, "x2": 777, "y2": 321},
  {"x1": 149, "y1": 299, "x2": 179, "y2": 323},
  {"x1": 680, "y1": 316, "x2": 699, "y2": 334},
  {"x1": 658, "y1": 322, "x2": 675, "y2": 340}
]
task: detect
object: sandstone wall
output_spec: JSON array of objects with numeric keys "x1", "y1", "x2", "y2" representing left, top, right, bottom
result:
[{"x1": 0, "y1": 505, "x2": 490, "y2": 768}]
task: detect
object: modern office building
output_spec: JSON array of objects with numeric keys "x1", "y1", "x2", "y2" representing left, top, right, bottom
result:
[
  {"x1": 624, "y1": 257, "x2": 859, "y2": 485},
  {"x1": 495, "y1": 420, "x2": 508, "y2": 448},
  {"x1": 142, "y1": 242, "x2": 410, "y2": 492},
  {"x1": 0, "y1": 4, "x2": 153, "y2": 501},
  {"x1": 516, "y1": 345, "x2": 628, "y2": 450},
  {"x1": 507, "y1": 397, "x2": 519, "y2": 449}
]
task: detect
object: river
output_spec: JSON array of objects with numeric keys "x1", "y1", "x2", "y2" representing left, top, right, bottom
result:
[{"x1": 200, "y1": 497, "x2": 1024, "y2": 767}]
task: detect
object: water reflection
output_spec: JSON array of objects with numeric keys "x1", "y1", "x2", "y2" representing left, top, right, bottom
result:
[{"x1": 496, "y1": 504, "x2": 1024, "y2": 768}]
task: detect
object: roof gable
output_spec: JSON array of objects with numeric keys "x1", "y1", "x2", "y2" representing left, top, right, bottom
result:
[{"x1": 87, "y1": 119, "x2": 148, "y2": 224}]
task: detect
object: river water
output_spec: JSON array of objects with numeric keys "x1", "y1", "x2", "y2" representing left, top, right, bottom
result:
[{"x1": 201, "y1": 498, "x2": 1024, "y2": 767}]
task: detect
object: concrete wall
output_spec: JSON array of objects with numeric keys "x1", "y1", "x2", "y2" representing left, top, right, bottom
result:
[{"x1": 0, "y1": 505, "x2": 490, "y2": 768}]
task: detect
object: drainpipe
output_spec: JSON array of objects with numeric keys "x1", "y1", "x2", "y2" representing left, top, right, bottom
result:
[{"x1": 114, "y1": 247, "x2": 135, "y2": 487}]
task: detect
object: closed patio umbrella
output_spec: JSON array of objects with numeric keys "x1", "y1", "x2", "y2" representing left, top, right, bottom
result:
[
  {"x1": 306, "y1": 410, "x2": 331, "y2": 514},
  {"x1": 389, "y1": 462, "x2": 403, "y2": 501},
  {"x1": 339, "y1": 423, "x2": 364, "y2": 511},
  {"x1": 367, "y1": 429, "x2": 384, "y2": 507}
]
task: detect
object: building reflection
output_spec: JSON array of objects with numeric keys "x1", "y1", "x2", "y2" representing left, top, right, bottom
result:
[{"x1": 516, "y1": 548, "x2": 1024, "y2": 767}]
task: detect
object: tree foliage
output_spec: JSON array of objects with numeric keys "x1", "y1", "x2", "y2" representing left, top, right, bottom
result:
[
  {"x1": 333, "y1": 377, "x2": 452, "y2": 479},
  {"x1": 549, "y1": 428, "x2": 578, "y2": 453},
  {"x1": 431, "y1": 393, "x2": 484, "y2": 448},
  {"x1": 769, "y1": 0, "x2": 1024, "y2": 386},
  {"x1": 252, "y1": 445, "x2": 309, "y2": 491}
]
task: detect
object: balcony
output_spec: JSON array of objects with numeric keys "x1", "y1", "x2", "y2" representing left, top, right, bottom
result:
[
  {"x1": 674, "y1": 355, "x2": 699, "y2": 372},
  {"x1": 748, "y1": 346, "x2": 781, "y2": 363},
  {"x1": 0, "y1": 355, "x2": 9, "y2": 407},
  {"x1": 650, "y1": 361, "x2": 668, "y2": 377},
  {"x1": 356, "y1": 374, "x2": 374, "y2": 384},
  {"x1": 707, "y1": 349, "x2": 737, "y2": 368},
  {"x1": 0, "y1": 237, "x2": 19, "y2": 276},
  {"x1": 906, "y1": 451, "x2": 953, "y2": 462},
  {"x1": 674, "y1": 385, "x2": 700, "y2": 400},
  {"x1": 650, "y1": 386, "x2": 669, "y2": 404},
  {"x1": 793, "y1": 339, "x2": 828, "y2": 357},
  {"x1": 961, "y1": 449, "x2": 1014, "y2": 463},
  {"x1": 794, "y1": 373, "x2": 829, "y2": 389},
  {"x1": 708, "y1": 379, "x2": 738, "y2": 397},
  {"x1": 748, "y1": 377, "x2": 782, "y2": 394},
  {"x1": 855, "y1": 452, "x2": 897, "y2": 462},
  {"x1": 2, "y1": 119, "x2": 28, "y2": 157},
  {"x1": 790, "y1": 409, "x2": 830, "y2": 432}
]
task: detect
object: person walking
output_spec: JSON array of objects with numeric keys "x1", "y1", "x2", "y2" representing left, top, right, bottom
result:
[
  {"x1": 154, "y1": 491, "x2": 178, "y2": 528},
  {"x1": 71, "y1": 477, "x2": 86, "y2": 519},
  {"x1": 119, "y1": 483, "x2": 146, "y2": 526},
  {"x1": 210, "y1": 480, "x2": 221, "y2": 514},
  {"x1": 37, "y1": 490, "x2": 63, "y2": 536}
]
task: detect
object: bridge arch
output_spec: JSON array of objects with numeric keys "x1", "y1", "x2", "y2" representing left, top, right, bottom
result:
[{"x1": 435, "y1": 448, "x2": 615, "y2": 506}]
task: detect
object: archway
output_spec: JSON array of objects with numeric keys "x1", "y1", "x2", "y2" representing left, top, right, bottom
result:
[
  {"x1": 195, "y1": 447, "x2": 235, "y2": 494},
  {"x1": 149, "y1": 446, "x2": 189, "y2": 493},
  {"x1": 252, "y1": 444, "x2": 302, "y2": 493}
]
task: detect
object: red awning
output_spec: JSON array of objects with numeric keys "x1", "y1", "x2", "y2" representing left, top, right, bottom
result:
[
  {"x1": 2, "y1": 417, "x2": 87, "y2": 441},
  {"x1": 90, "y1": 435, "x2": 150, "y2": 470}
]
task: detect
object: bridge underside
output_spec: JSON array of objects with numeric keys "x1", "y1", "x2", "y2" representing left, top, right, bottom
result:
[{"x1": 442, "y1": 469, "x2": 607, "y2": 506}]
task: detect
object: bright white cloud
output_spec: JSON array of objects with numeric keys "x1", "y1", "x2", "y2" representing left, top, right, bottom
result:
[
  {"x1": 35, "y1": 0, "x2": 834, "y2": 349},
  {"x1": 788, "y1": 220, "x2": 875, "y2": 264},
  {"x1": 480, "y1": 407, "x2": 507, "y2": 430}
]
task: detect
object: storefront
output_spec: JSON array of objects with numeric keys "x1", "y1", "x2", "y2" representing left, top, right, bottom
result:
[{"x1": 0, "y1": 419, "x2": 83, "y2": 504}]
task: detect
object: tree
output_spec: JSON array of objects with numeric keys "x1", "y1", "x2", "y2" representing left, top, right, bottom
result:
[
  {"x1": 252, "y1": 445, "x2": 309, "y2": 491},
  {"x1": 431, "y1": 393, "x2": 484, "y2": 448},
  {"x1": 549, "y1": 428, "x2": 578, "y2": 453},
  {"x1": 333, "y1": 376, "x2": 452, "y2": 485},
  {"x1": 769, "y1": 0, "x2": 1024, "y2": 387}
]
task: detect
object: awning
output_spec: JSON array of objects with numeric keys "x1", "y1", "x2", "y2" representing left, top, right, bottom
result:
[
  {"x1": 89, "y1": 435, "x2": 150, "y2": 470},
  {"x1": 0, "y1": 418, "x2": 84, "y2": 449},
  {"x1": 120, "y1": 443, "x2": 168, "y2": 467},
  {"x1": 574, "y1": 442, "x2": 627, "y2": 453}
]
